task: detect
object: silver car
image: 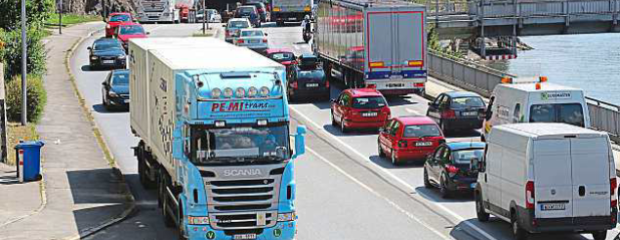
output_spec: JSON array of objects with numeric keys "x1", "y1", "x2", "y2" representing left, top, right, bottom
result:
[
  {"x1": 235, "y1": 29, "x2": 269, "y2": 53},
  {"x1": 225, "y1": 18, "x2": 252, "y2": 43}
]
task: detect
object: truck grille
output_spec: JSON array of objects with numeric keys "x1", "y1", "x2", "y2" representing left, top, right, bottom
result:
[
  {"x1": 143, "y1": 2, "x2": 165, "y2": 12},
  {"x1": 207, "y1": 179, "x2": 275, "y2": 211}
]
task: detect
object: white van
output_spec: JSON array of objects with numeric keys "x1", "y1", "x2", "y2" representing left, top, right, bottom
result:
[
  {"x1": 481, "y1": 77, "x2": 590, "y2": 141},
  {"x1": 474, "y1": 123, "x2": 617, "y2": 240}
]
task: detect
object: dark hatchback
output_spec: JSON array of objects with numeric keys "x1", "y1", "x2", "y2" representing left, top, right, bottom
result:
[
  {"x1": 235, "y1": 5, "x2": 261, "y2": 27},
  {"x1": 244, "y1": 2, "x2": 269, "y2": 22},
  {"x1": 88, "y1": 38, "x2": 126, "y2": 69},
  {"x1": 287, "y1": 54, "x2": 329, "y2": 101},
  {"x1": 423, "y1": 142, "x2": 485, "y2": 198},
  {"x1": 426, "y1": 91, "x2": 486, "y2": 133},
  {"x1": 101, "y1": 69, "x2": 130, "y2": 110}
]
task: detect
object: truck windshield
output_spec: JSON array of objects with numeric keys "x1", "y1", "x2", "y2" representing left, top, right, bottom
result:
[
  {"x1": 529, "y1": 103, "x2": 585, "y2": 127},
  {"x1": 190, "y1": 125, "x2": 290, "y2": 165}
]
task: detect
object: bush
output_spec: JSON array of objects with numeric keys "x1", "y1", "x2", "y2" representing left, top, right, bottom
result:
[
  {"x1": 6, "y1": 74, "x2": 47, "y2": 123},
  {"x1": 0, "y1": 27, "x2": 47, "y2": 80},
  {"x1": 0, "y1": 0, "x2": 55, "y2": 30}
]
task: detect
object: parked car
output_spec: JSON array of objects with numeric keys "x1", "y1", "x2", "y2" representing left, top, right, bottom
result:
[
  {"x1": 196, "y1": 9, "x2": 222, "y2": 22},
  {"x1": 426, "y1": 91, "x2": 486, "y2": 133},
  {"x1": 105, "y1": 12, "x2": 133, "y2": 38},
  {"x1": 288, "y1": 54, "x2": 329, "y2": 101},
  {"x1": 423, "y1": 142, "x2": 484, "y2": 198},
  {"x1": 87, "y1": 38, "x2": 127, "y2": 69},
  {"x1": 475, "y1": 123, "x2": 617, "y2": 240},
  {"x1": 378, "y1": 116, "x2": 444, "y2": 165},
  {"x1": 235, "y1": 29, "x2": 268, "y2": 53},
  {"x1": 102, "y1": 69, "x2": 130, "y2": 110},
  {"x1": 225, "y1": 18, "x2": 252, "y2": 43},
  {"x1": 235, "y1": 5, "x2": 261, "y2": 27},
  {"x1": 244, "y1": 2, "x2": 269, "y2": 22},
  {"x1": 331, "y1": 88, "x2": 391, "y2": 133},
  {"x1": 115, "y1": 23, "x2": 148, "y2": 49}
]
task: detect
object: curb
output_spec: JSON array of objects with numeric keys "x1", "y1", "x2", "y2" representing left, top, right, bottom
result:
[{"x1": 60, "y1": 24, "x2": 137, "y2": 240}]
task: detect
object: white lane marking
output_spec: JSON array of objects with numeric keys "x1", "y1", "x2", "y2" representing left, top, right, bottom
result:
[
  {"x1": 307, "y1": 148, "x2": 453, "y2": 240},
  {"x1": 405, "y1": 108, "x2": 421, "y2": 115},
  {"x1": 291, "y1": 106, "x2": 499, "y2": 240}
]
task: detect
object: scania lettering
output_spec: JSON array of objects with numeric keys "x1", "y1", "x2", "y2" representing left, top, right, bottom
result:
[{"x1": 129, "y1": 38, "x2": 305, "y2": 240}]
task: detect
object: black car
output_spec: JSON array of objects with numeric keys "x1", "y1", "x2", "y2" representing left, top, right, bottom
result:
[
  {"x1": 235, "y1": 5, "x2": 261, "y2": 27},
  {"x1": 426, "y1": 91, "x2": 486, "y2": 133},
  {"x1": 244, "y1": 2, "x2": 269, "y2": 22},
  {"x1": 423, "y1": 142, "x2": 486, "y2": 198},
  {"x1": 287, "y1": 54, "x2": 329, "y2": 101},
  {"x1": 102, "y1": 69, "x2": 130, "y2": 110},
  {"x1": 88, "y1": 38, "x2": 126, "y2": 69}
]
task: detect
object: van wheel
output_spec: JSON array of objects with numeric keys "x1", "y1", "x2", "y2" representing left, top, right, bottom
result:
[
  {"x1": 378, "y1": 142, "x2": 385, "y2": 158},
  {"x1": 439, "y1": 177, "x2": 451, "y2": 198},
  {"x1": 423, "y1": 168, "x2": 432, "y2": 188},
  {"x1": 511, "y1": 213, "x2": 528, "y2": 240},
  {"x1": 591, "y1": 231, "x2": 607, "y2": 240},
  {"x1": 475, "y1": 192, "x2": 489, "y2": 222}
]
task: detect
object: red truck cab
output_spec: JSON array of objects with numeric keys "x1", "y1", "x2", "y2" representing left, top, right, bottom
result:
[
  {"x1": 378, "y1": 116, "x2": 445, "y2": 165},
  {"x1": 331, "y1": 88, "x2": 390, "y2": 133},
  {"x1": 106, "y1": 12, "x2": 133, "y2": 38}
]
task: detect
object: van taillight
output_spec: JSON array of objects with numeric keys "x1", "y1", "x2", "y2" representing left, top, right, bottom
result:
[
  {"x1": 611, "y1": 177, "x2": 617, "y2": 207},
  {"x1": 442, "y1": 109, "x2": 456, "y2": 119},
  {"x1": 526, "y1": 181, "x2": 535, "y2": 209}
]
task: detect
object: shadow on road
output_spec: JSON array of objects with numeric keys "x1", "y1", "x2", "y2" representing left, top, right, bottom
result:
[
  {"x1": 322, "y1": 124, "x2": 378, "y2": 137},
  {"x1": 415, "y1": 186, "x2": 473, "y2": 203},
  {"x1": 369, "y1": 155, "x2": 425, "y2": 170},
  {"x1": 92, "y1": 104, "x2": 128, "y2": 113}
]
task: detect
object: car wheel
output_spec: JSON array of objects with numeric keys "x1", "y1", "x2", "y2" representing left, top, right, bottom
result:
[
  {"x1": 475, "y1": 192, "x2": 490, "y2": 222},
  {"x1": 391, "y1": 150, "x2": 399, "y2": 166},
  {"x1": 378, "y1": 142, "x2": 385, "y2": 158},
  {"x1": 481, "y1": 135, "x2": 486, "y2": 142},
  {"x1": 340, "y1": 117, "x2": 348, "y2": 133},
  {"x1": 591, "y1": 231, "x2": 607, "y2": 240},
  {"x1": 511, "y1": 213, "x2": 529, "y2": 240},
  {"x1": 331, "y1": 111, "x2": 337, "y2": 127},
  {"x1": 439, "y1": 176, "x2": 451, "y2": 198},
  {"x1": 423, "y1": 168, "x2": 432, "y2": 188},
  {"x1": 102, "y1": 94, "x2": 110, "y2": 110}
]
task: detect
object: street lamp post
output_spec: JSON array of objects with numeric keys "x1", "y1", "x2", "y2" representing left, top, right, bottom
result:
[
  {"x1": 58, "y1": 0, "x2": 63, "y2": 34},
  {"x1": 21, "y1": 0, "x2": 27, "y2": 125},
  {"x1": 202, "y1": 0, "x2": 206, "y2": 34}
]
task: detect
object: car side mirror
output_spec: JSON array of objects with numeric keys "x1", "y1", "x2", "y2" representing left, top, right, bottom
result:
[
  {"x1": 293, "y1": 125, "x2": 306, "y2": 159},
  {"x1": 428, "y1": 102, "x2": 432, "y2": 106},
  {"x1": 146, "y1": 32, "x2": 151, "y2": 35},
  {"x1": 102, "y1": 82, "x2": 107, "y2": 86},
  {"x1": 264, "y1": 33, "x2": 268, "y2": 36},
  {"x1": 87, "y1": 47, "x2": 92, "y2": 50}
]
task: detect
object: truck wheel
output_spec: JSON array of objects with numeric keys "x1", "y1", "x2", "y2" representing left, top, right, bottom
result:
[
  {"x1": 162, "y1": 182, "x2": 176, "y2": 228},
  {"x1": 475, "y1": 192, "x2": 490, "y2": 222},
  {"x1": 178, "y1": 203, "x2": 188, "y2": 240},
  {"x1": 591, "y1": 231, "x2": 607, "y2": 240},
  {"x1": 138, "y1": 154, "x2": 156, "y2": 189},
  {"x1": 511, "y1": 213, "x2": 529, "y2": 240}
]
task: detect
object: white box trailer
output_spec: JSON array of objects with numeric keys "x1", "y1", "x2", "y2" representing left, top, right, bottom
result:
[{"x1": 314, "y1": 0, "x2": 427, "y2": 95}]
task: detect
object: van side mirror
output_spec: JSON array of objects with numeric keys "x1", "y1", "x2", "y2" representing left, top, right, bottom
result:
[{"x1": 293, "y1": 125, "x2": 306, "y2": 159}]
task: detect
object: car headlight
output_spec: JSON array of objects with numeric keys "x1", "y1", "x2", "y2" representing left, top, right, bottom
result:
[
  {"x1": 90, "y1": 56, "x2": 98, "y2": 60},
  {"x1": 277, "y1": 212, "x2": 296, "y2": 222},
  {"x1": 118, "y1": 55, "x2": 126, "y2": 59},
  {"x1": 187, "y1": 216, "x2": 210, "y2": 225},
  {"x1": 109, "y1": 91, "x2": 119, "y2": 97}
]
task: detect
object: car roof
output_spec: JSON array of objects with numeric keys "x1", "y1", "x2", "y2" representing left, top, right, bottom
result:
[
  {"x1": 300, "y1": 53, "x2": 317, "y2": 59},
  {"x1": 241, "y1": 29, "x2": 262, "y2": 32},
  {"x1": 443, "y1": 91, "x2": 481, "y2": 98},
  {"x1": 347, "y1": 88, "x2": 383, "y2": 97},
  {"x1": 229, "y1": 18, "x2": 250, "y2": 22},
  {"x1": 265, "y1": 48, "x2": 293, "y2": 54},
  {"x1": 239, "y1": 5, "x2": 256, "y2": 9},
  {"x1": 446, "y1": 142, "x2": 486, "y2": 151},
  {"x1": 395, "y1": 116, "x2": 436, "y2": 125}
]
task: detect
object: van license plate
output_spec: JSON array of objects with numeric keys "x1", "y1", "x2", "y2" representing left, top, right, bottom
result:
[
  {"x1": 541, "y1": 203, "x2": 565, "y2": 211},
  {"x1": 234, "y1": 234, "x2": 257, "y2": 240}
]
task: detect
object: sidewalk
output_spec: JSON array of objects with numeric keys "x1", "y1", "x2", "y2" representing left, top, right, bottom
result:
[{"x1": 0, "y1": 22, "x2": 131, "y2": 240}]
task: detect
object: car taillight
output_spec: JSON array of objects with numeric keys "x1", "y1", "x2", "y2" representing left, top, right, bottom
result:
[
  {"x1": 398, "y1": 140, "x2": 407, "y2": 148},
  {"x1": 262, "y1": 39, "x2": 268, "y2": 43},
  {"x1": 292, "y1": 82, "x2": 298, "y2": 89},
  {"x1": 237, "y1": 39, "x2": 244, "y2": 44},
  {"x1": 611, "y1": 177, "x2": 617, "y2": 208},
  {"x1": 526, "y1": 181, "x2": 535, "y2": 209},
  {"x1": 442, "y1": 109, "x2": 456, "y2": 119},
  {"x1": 446, "y1": 164, "x2": 458, "y2": 177},
  {"x1": 225, "y1": 30, "x2": 230, "y2": 37},
  {"x1": 106, "y1": 24, "x2": 111, "y2": 29},
  {"x1": 325, "y1": 80, "x2": 329, "y2": 88}
]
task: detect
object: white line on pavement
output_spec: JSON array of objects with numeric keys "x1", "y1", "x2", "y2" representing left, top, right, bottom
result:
[
  {"x1": 307, "y1": 147, "x2": 453, "y2": 240},
  {"x1": 405, "y1": 108, "x2": 421, "y2": 115},
  {"x1": 291, "y1": 106, "x2": 499, "y2": 240}
]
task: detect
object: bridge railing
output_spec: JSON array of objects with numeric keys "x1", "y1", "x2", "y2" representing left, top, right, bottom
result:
[
  {"x1": 424, "y1": 1, "x2": 470, "y2": 16},
  {"x1": 467, "y1": 0, "x2": 620, "y2": 18},
  {"x1": 428, "y1": 51, "x2": 620, "y2": 142}
]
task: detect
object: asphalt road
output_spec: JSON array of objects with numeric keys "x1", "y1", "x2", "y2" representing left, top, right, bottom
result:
[{"x1": 68, "y1": 22, "x2": 620, "y2": 240}]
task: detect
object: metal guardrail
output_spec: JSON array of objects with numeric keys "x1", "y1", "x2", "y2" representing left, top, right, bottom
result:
[
  {"x1": 467, "y1": 0, "x2": 620, "y2": 18},
  {"x1": 427, "y1": 51, "x2": 620, "y2": 142}
]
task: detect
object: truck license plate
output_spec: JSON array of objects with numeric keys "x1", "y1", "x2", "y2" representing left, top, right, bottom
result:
[
  {"x1": 234, "y1": 234, "x2": 257, "y2": 240},
  {"x1": 103, "y1": 60, "x2": 115, "y2": 64},
  {"x1": 306, "y1": 83, "x2": 319, "y2": 87},
  {"x1": 541, "y1": 203, "x2": 566, "y2": 211},
  {"x1": 389, "y1": 75, "x2": 403, "y2": 80}
]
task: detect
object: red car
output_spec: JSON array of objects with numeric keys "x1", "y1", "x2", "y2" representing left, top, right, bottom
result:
[
  {"x1": 114, "y1": 23, "x2": 148, "y2": 49},
  {"x1": 378, "y1": 116, "x2": 445, "y2": 165},
  {"x1": 105, "y1": 12, "x2": 133, "y2": 38},
  {"x1": 331, "y1": 88, "x2": 391, "y2": 133},
  {"x1": 265, "y1": 48, "x2": 296, "y2": 75}
]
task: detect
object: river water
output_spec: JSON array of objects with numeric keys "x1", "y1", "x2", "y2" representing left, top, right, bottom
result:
[{"x1": 484, "y1": 33, "x2": 620, "y2": 105}]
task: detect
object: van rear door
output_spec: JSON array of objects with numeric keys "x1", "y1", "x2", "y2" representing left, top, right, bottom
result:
[
  {"x1": 533, "y1": 139, "x2": 574, "y2": 218},
  {"x1": 570, "y1": 137, "x2": 611, "y2": 217}
]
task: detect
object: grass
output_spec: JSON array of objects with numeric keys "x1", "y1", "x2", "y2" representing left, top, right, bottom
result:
[
  {"x1": 45, "y1": 13, "x2": 102, "y2": 27},
  {"x1": 6, "y1": 122, "x2": 38, "y2": 166}
]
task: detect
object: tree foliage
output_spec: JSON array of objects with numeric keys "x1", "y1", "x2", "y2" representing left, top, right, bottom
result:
[{"x1": 0, "y1": 0, "x2": 56, "y2": 30}]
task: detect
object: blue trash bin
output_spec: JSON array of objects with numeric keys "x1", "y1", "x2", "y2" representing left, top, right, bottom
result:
[{"x1": 15, "y1": 141, "x2": 44, "y2": 181}]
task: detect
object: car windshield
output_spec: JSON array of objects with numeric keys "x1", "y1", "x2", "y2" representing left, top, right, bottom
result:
[
  {"x1": 207, "y1": 9, "x2": 217, "y2": 14},
  {"x1": 403, "y1": 124, "x2": 441, "y2": 138},
  {"x1": 110, "y1": 14, "x2": 130, "y2": 22},
  {"x1": 119, "y1": 25, "x2": 144, "y2": 35},
  {"x1": 190, "y1": 125, "x2": 290, "y2": 165},
  {"x1": 452, "y1": 149, "x2": 484, "y2": 165},
  {"x1": 241, "y1": 30, "x2": 264, "y2": 37},
  {"x1": 352, "y1": 96, "x2": 386, "y2": 109},
  {"x1": 269, "y1": 52, "x2": 294, "y2": 61},
  {"x1": 298, "y1": 70, "x2": 324, "y2": 80},
  {"x1": 229, "y1": 20, "x2": 249, "y2": 28},
  {"x1": 529, "y1": 103, "x2": 585, "y2": 127},
  {"x1": 450, "y1": 96, "x2": 485, "y2": 109},
  {"x1": 94, "y1": 41, "x2": 122, "y2": 50},
  {"x1": 238, "y1": 7, "x2": 254, "y2": 14},
  {"x1": 111, "y1": 72, "x2": 129, "y2": 85}
]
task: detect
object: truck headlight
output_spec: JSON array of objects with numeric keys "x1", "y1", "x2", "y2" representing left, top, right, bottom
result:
[
  {"x1": 188, "y1": 216, "x2": 210, "y2": 225},
  {"x1": 277, "y1": 212, "x2": 296, "y2": 222}
]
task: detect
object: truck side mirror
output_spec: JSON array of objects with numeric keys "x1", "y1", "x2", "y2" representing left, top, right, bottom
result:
[{"x1": 293, "y1": 125, "x2": 306, "y2": 159}]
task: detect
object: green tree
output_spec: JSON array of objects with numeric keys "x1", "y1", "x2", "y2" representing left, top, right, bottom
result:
[{"x1": 0, "y1": 0, "x2": 56, "y2": 30}]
